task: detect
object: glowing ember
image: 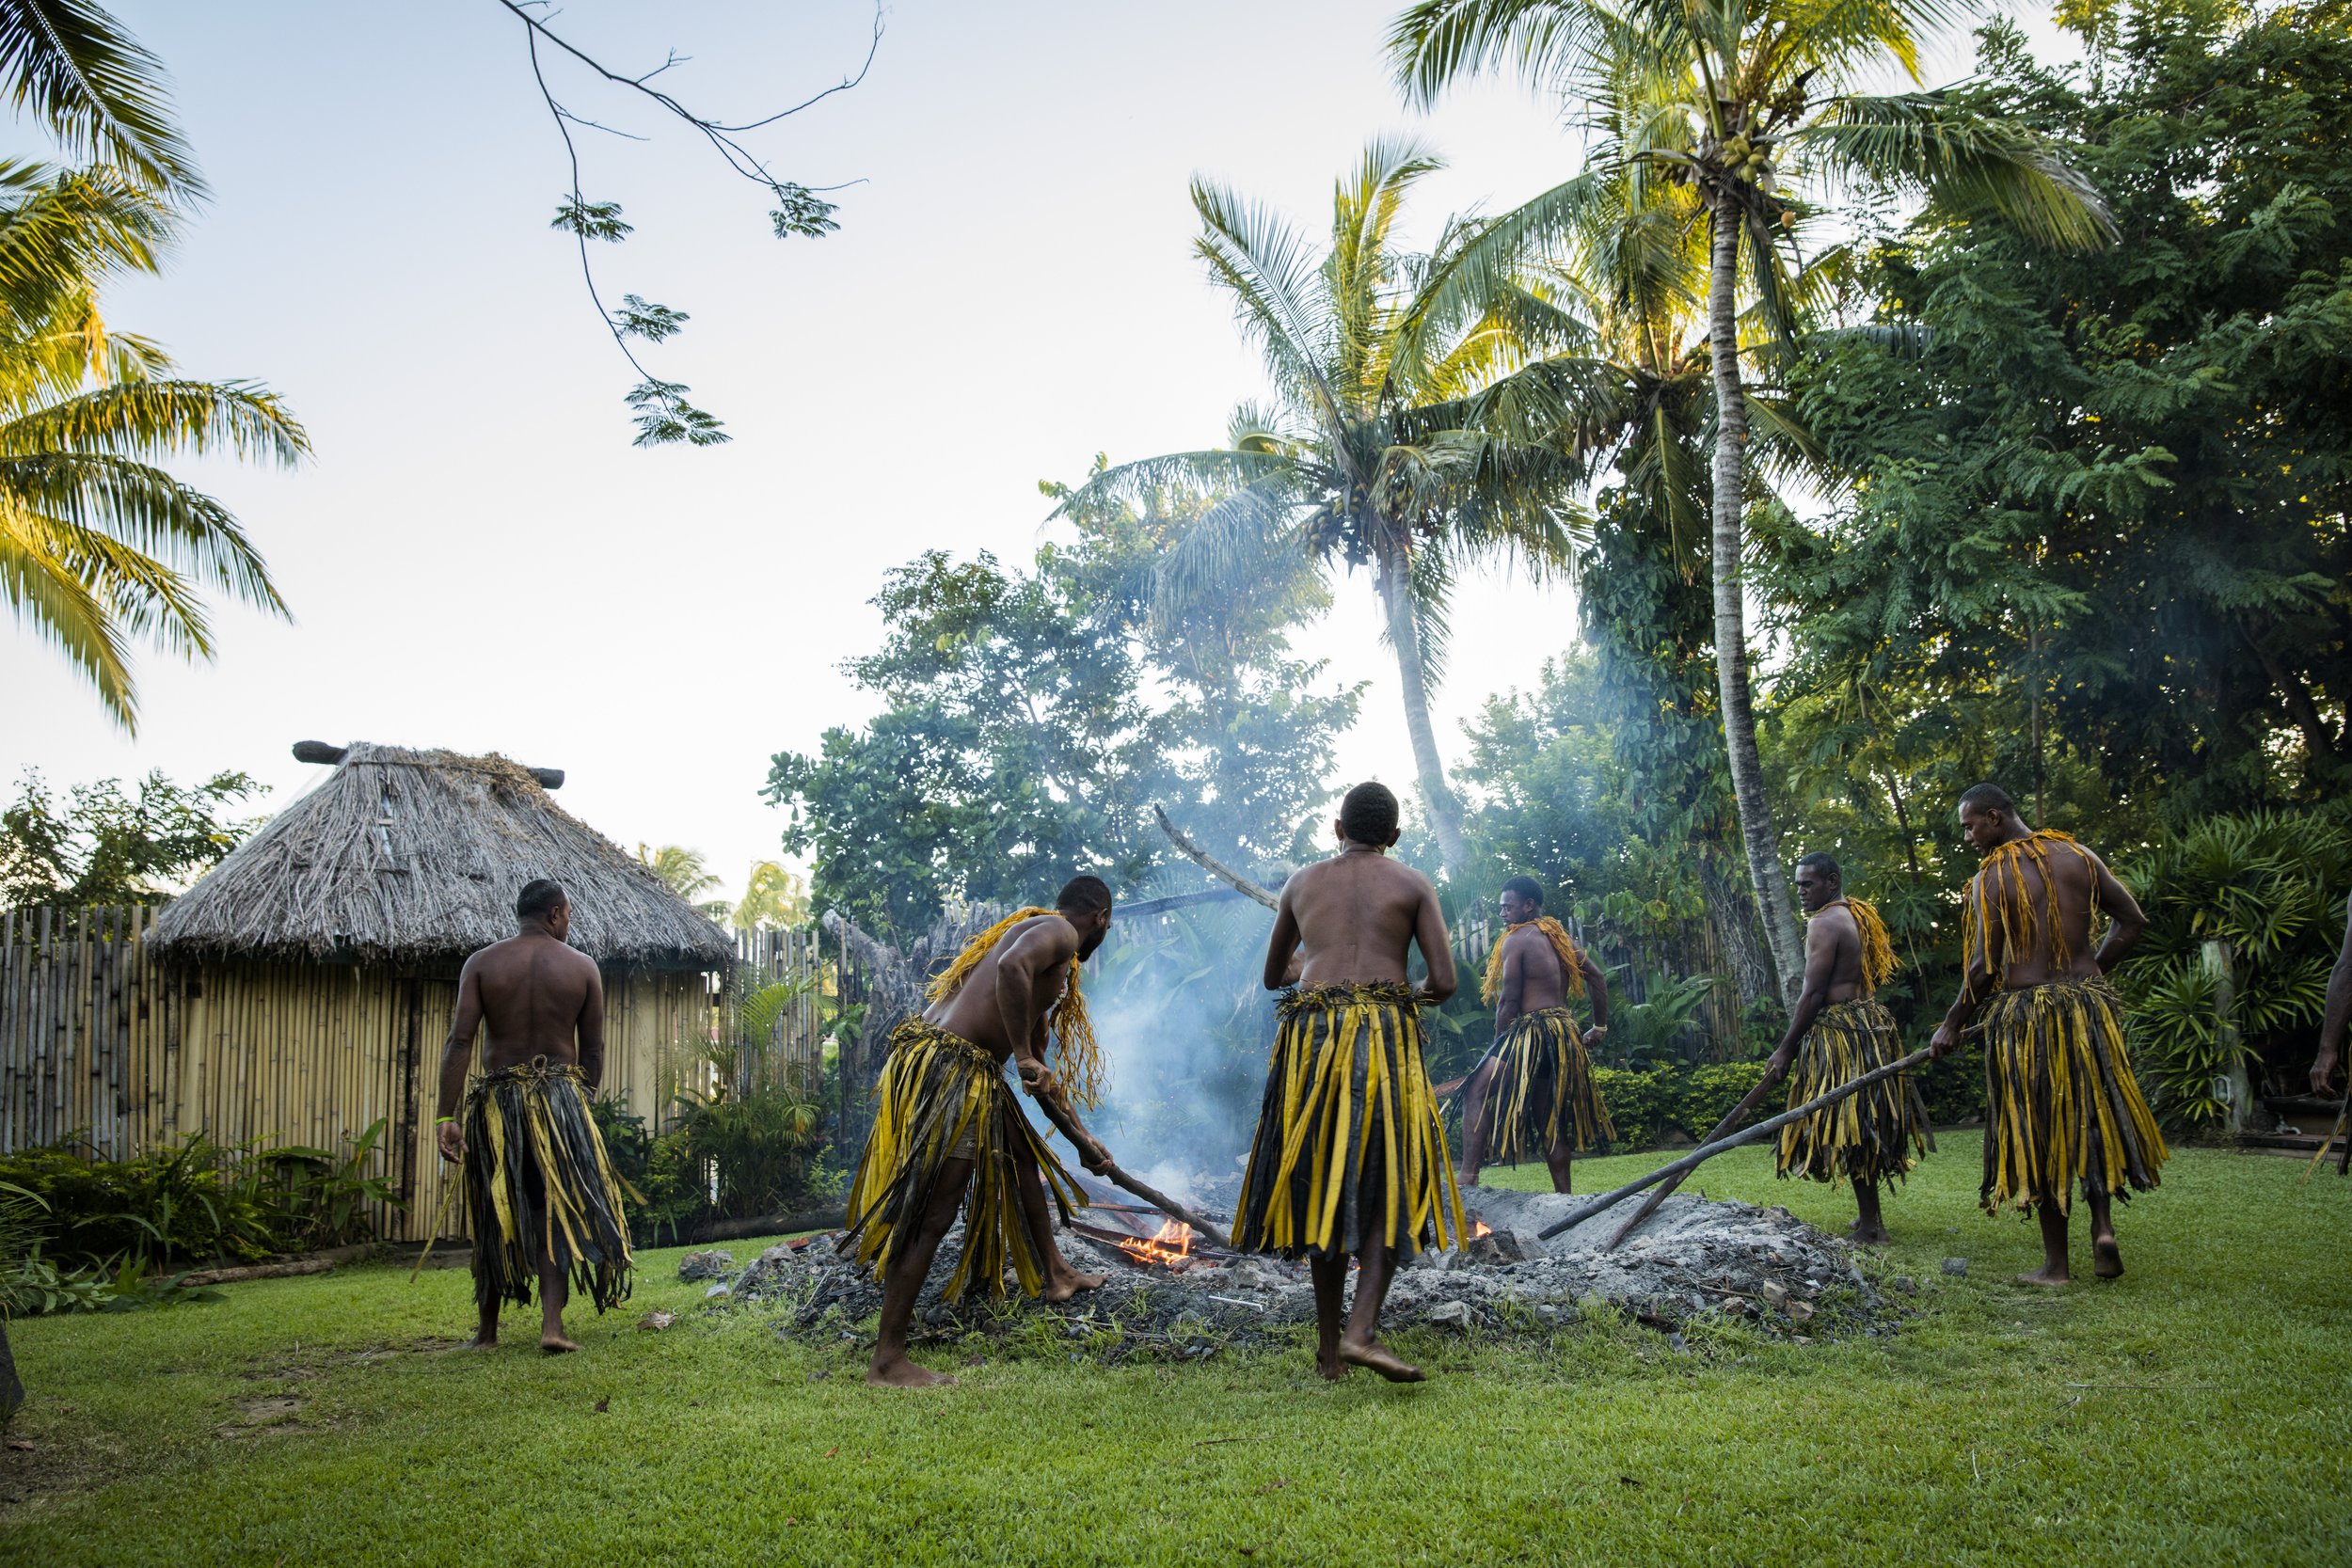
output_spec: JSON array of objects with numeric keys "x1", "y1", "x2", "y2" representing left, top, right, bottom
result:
[
  {"x1": 1114, "y1": 1217, "x2": 1198, "y2": 1270},
  {"x1": 1470, "y1": 1220, "x2": 1494, "y2": 1240}
]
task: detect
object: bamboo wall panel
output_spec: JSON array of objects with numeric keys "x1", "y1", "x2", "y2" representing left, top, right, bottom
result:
[{"x1": 2, "y1": 906, "x2": 726, "y2": 1242}]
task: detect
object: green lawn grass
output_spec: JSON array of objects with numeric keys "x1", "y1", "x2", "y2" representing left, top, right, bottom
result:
[{"x1": 4, "y1": 1133, "x2": 2347, "y2": 1566}]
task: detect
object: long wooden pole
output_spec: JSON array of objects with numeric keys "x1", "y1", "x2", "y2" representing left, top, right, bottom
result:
[
  {"x1": 1537, "y1": 1048, "x2": 1933, "y2": 1243},
  {"x1": 1603, "y1": 1058, "x2": 1793, "y2": 1250},
  {"x1": 2306, "y1": 1099, "x2": 2349, "y2": 1182},
  {"x1": 1152, "y1": 805, "x2": 1279, "y2": 911}
]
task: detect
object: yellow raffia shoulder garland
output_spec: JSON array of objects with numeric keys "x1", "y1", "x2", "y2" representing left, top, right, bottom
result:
[
  {"x1": 925, "y1": 907, "x2": 1104, "y2": 1109},
  {"x1": 1832, "y1": 896, "x2": 1897, "y2": 996},
  {"x1": 1482, "y1": 916, "x2": 1588, "y2": 1006},
  {"x1": 1962, "y1": 830, "x2": 2103, "y2": 980}
]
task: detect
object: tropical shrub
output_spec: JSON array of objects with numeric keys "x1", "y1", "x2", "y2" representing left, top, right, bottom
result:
[{"x1": 0, "y1": 1120, "x2": 400, "y2": 1271}]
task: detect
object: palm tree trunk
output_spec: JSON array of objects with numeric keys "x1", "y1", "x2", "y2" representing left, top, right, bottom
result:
[
  {"x1": 1375, "y1": 540, "x2": 1470, "y2": 878},
  {"x1": 1704, "y1": 195, "x2": 1804, "y2": 1005}
]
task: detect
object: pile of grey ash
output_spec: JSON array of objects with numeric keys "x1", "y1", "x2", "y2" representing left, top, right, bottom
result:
[{"x1": 706, "y1": 1180, "x2": 1902, "y2": 1361}]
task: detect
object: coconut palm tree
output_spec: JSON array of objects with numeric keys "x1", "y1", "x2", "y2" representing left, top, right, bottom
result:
[
  {"x1": 0, "y1": 166, "x2": 307, "y2": 731},
  {"x1": 1061, "y1": 138, "x2": 1605, "y2": 877},
  {"x1": 1391, "y1": 0, "x2": 2113, "y2": 994}
]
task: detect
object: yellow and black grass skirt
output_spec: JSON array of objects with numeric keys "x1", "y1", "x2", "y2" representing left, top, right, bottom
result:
[
  {"x1": 1776, "y1": 999, "x2": 1932, "y2": 1190},
  {"x1": 462, "y1": 1059, "x2": 634, "y2": 1316},
  {"x1": 1233, "y1": 983, "x2": 1466, "y2": 1262},
  {"x1": 1476, "y1": 1005, "x2": 1613, "y2": 1164},
  {"x1": 841, "y1": 1018, "x2": 1083, "y2": 1302},
  {"x1": 1979, "y1": 978, "x2": 2169, "y2": 1214}
]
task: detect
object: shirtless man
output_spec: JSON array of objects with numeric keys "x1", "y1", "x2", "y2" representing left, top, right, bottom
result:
[
  {"x1": 845, "y1": 878, "x2": 1117, "y2": 1387},
  {"x1": 1232, "y1": 782, "x2": 1467, "y2": 1382},
  {"x1": 435, "y1": 879, "x2": 634, "y2": 1353},
  {"x1": 1930, "y1": 784, "x2": 2166, "y2": 1284},
  {"x1": 1459, "y1": 876, "x2": 1613, "y2": 1193},
  {"x1": 1766, "y1": 852, "x2": 1931, "y2": 1244}
]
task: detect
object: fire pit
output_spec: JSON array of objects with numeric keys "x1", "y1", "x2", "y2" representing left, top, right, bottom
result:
[{"x1": 723, "y1": 1180, "x2": 1902, "y2": 1361}]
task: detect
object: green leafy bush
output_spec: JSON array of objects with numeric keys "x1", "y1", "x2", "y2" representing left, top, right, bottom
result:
[
  {"x1": 2120, "y1": 812, "x2": 2352, "y2": 1127},
  {"x1": 0, "y1": 1120, "x2": 401, "y2": 1272}
]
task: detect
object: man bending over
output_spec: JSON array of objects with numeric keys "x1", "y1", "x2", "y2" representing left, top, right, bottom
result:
[{"x1": 843, "y1": 877, "x2": 1118, "y2": 1387}]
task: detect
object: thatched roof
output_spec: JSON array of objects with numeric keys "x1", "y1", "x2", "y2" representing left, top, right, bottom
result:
[{"x1": 150, "y1": 742, "x2": 733, "y2": 970}]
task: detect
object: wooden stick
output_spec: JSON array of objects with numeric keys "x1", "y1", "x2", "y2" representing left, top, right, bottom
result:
[
  {"x1": 1537, "y1": 1048, "x2": 1934, "y2": 1242},
  {"x1": 1020, "y1": 1080, "x2": 1235, "y2": 1247},
  {"x1": 1152, "y1": 805, "x2": 1279, "y2": 911},
  {"x1": 1604, "y1": 1058, "x2": 1792, "y2": 1250},
  {"x1": 2307, "y1": 1099, "x2": 2349, "y2": 1183}
]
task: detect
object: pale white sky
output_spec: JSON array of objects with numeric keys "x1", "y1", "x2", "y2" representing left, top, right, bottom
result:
[{"x1": 3, "y1": 1, "x2": 2059, "y2": 903}]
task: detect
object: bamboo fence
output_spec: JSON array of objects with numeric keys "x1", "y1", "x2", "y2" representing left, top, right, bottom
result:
[{"x1": 0, "y1": 905, "x2": 768, "y2": 1241}]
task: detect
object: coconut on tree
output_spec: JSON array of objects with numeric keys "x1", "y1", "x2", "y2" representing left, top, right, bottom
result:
[
  {"x1": 1061, "y1": 138, "x2": 1603, "y2": 879},
  {"x1": 1390, "y1": 0, "x2": 2114, "y2": 994}
]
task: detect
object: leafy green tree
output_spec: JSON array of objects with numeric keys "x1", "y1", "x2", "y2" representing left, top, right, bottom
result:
[
  {"x1": 1391, "y1": 0, "x2": 2114, "y2": 992},
  {"x1": 732, "y1": 861, "x2": 811, "y2": 931},
  {"x1": 636, "y1": 844, "x2": 727, "y2": 921},
  {"x1": 1770, "y1": 1, "x2": 2352, "y2": 836},
  {"x1": 1060, "y1": 139, "x2": 1590, "y2": 879},
  {"x1": 0, "y1": 768, "x2": 263, "y2": 906},
  {"x1": 767, "y1": 483, "x2": 1359, "y2": 935}
]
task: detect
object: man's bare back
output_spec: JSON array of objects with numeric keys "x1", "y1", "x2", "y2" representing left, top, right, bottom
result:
[
  {"x1": 1502, "y1": 923, "x2": 1571, "y2": 1014},
  {"x1": 465, "y1": 932, "x2": 604, "y2": 1073},
  {"x1": 1268, "y1": 850, "x2": 1454, "y2": 997},
  {"x1": 1977, "y1": 847, "x2": 2131, "y2": 990}
]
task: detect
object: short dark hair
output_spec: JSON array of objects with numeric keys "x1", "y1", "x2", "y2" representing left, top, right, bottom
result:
[
  {"x1": 1794, "y1": 851, "x2": 1841, "y2": 883},
  {"x1": 1958, "y1": 783, "x2": 2018, "y2": 818},
  {"x1": 1057, "y1": 874, "x2": 1113, "y2": 915},
  {"x1": 516, "y1": 879, "x2": 567, "y2": 920},
  {"x1": 1339, "y1": 781, "x2": 1400, "y2": 845},
  {"x1": 1502, "y1": 874, "x2": 1544, "y2": 906}
]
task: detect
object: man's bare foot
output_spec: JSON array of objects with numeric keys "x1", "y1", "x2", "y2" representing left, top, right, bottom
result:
[
  {"x1": 1848, "y1": 1220, "x2": 1891, "y2": 1246},
  {"x1": 1315, "y1": 1351, "x2": 1349, "y2": 1382},
  {"x1": 2012, "y1": 1265, "x2": 2071, "y2": 1287},
  {"x1": 540, "y1": 1333, "x2": 583, "y2": 1354},
  {"x1": 458, "y1": 1334, "x2": 497, "y2": 1350},
  {"x1": 2092, "y1": 1237, "x2": 2123, "y2": 1279},
  {"x1": 1041, "y1": 1267, "x2": 1108, "y2": 1304},
  {"x1": 1457, "y1": 1170, "x2": 1482, "y2": 1191},
  {"x1": 1339, "y1": 1338, "x2": 1425, "y2": 1383},
  {"x1": 866, "y1": 1357, "x2": 955, "y2": 1388}
]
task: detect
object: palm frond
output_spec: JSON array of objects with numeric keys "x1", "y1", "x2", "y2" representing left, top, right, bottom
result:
[
  {"x1": 0, "y1": 159, "x2": 169, "y2": 327},
  {"x1": 0, "y1": 377, "x2": 309, "y2": 465},
  {"x1": 1190, "y1": 176, "x2": 1347, "y2": 433},
  {"x1": 1790, "y1": 92, "x2": 2116, "y2": 252},
  {"x1": 0, "y1": 495, "x2": 131, "y2": 719},
  {"x1": 0, "y1": 0, "x2": 205, "y2": 200},
  {"x1": 1388, "y1": 0, "x2": 1616, "y2": 107},
  {"x1": 0, "y1": 450, "x2": 284, "y2": 617}
]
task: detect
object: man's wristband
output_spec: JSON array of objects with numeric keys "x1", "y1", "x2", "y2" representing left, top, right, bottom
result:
[{"x1": 434, "y1": 1116, "x2": 456, "y2": 1125}]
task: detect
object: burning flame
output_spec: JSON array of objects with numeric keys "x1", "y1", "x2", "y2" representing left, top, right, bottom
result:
[
  {"x1": 1115, "y1": 1217, "x2": 1196, "y2": 1269},
  {"x1": 1470, "y1": 1220, "x2": 1494, "y2": 1239}
]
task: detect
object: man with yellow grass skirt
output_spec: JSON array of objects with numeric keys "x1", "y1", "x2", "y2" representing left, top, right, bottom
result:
[
  {"x1": 1459, "y1": 875, "x2": 1613, "y2": 1194},
  {"x1": 1930, "y1": 784, "x2": 2168, "y2": 1285},
  {"x1": 843, "y1": 877, "x2": 1119, "y2": 1386},
  {"x1": 1234, "y1": 783, "x2": 1467, "y2": 1383},
  {"x1": 436, "y1": 879, "x2": 633, "y2": 1354},
  {"x1": 1767, "y1": 852, "x2": 1932, "y2": 1245}
]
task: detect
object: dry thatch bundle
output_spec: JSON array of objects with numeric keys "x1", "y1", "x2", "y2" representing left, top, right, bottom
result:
[{"x1": 150, "y1": 743, "x2": 731, "y2": 970}]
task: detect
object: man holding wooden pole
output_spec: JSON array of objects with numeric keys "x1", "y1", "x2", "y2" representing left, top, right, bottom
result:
[
  {"x1": 1232, "y1": 783, "x2": 1467, "y2": 1383},
  {"x1": 1929, "y1": 784, "x2": 2166, "y2": 1285},
  {"x1": 1766, "y1": 853, "x2": 1931, "y2": 1245},
  {"x1": 841, "y1": 878, "x2": 1118, "y2": 1387}
]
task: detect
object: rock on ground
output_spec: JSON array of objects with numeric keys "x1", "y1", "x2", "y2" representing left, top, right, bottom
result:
[{"x1": 677, "y1": 1248, "x2": 737, "y2": 1283}]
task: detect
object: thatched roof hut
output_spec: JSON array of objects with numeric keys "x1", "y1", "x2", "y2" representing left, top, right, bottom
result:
[
  {"x1": 112, "y1": 741, "x2": 736, "y2": 1241},
  {"x1": 151, "y1": 742, "x2": 732, "y2": 969}
]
